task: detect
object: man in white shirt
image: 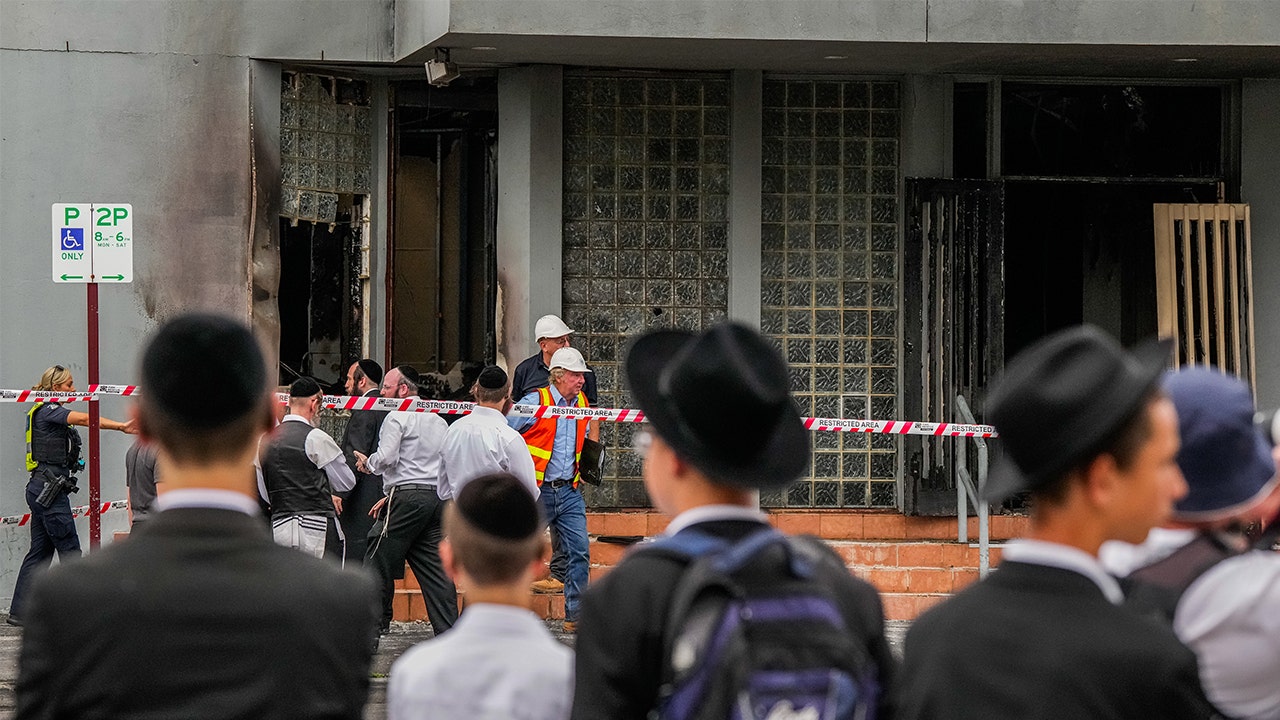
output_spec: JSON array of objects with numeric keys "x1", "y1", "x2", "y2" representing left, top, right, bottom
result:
[
  {"x1": 1104, "y1": 367, "x2": 1280, "y2": 720},
  {"x1": 440, "y1": 365, "x2": 538, "y2": 501},
  {"x1": 355, "y1": 365, "x2": 456, "y2": 637},
  {"x1": 389, "y1": 472, "x2": 572, "y2": 720},
  {"x1": 15, "y1": 313, "x2": 378, "y2": 718},
  {"x1": 894, "y1": 326, "x2": 1216, "y2": 720},
  {"x1": 257, "y1": 377, "x2": 356, "y2": 558}
]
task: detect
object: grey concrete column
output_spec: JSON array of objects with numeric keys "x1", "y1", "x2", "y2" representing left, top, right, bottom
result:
[
  {"x1": 496, "y1": 65, "x2": 563, "y2": 369},
  {"x1": 367, "y1": 78, "x2": 391, "y2": 363},
  {"x1": 1242, "y1": 79, "x2": 1280, "y2": 409},
  {"x1": 902, "y1": 75, "x2": 947, "y2": 179},
  {"x1": 728, "y1": 70, "x2": 763, "y2": 327}
]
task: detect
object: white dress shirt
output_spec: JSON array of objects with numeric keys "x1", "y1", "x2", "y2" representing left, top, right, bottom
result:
[
  {"x1": 155, "y1": 488, "x2": 262, "y2": 515},
  {"x1": 1176, "y1": 550, "x2": 1280, "y2": 720},
  {"x1": 662, "y1": 504, "x2": 768, "y2": 537},
  {"x1": 439, "y1": 405, "x2": 538, "y2": 500},
  {"x1": 1104, "y1": 529, "x2": 1280, "y2": 720},
  {"x1": 364, "y1": 410, "x2": 449, "y2": 492},
  {"x1": 388, "y1": 603, "x2": 573, "y2": 720},
  {"x1": 1001, "y1": 538, "x2": 1125, "y2": 605}
]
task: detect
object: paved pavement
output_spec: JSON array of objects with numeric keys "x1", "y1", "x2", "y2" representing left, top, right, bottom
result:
[{"x1": 0, "y1": 615, "x2": 909, "y2": 719}]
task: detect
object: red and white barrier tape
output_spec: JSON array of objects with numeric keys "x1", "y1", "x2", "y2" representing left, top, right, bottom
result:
[
  {"x1": 3, "y1": 385, "x2": 997, "y2": 437},
  {"x1": 1, "y1": 500, "x2": 128, "y2": 526}
]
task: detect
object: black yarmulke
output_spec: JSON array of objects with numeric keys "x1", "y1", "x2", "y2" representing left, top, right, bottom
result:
[
  {"x1": 477, "y1": 365, "x2": 508, "y2": 390},
  {"x1": 141, "y1": 313, "x2": 266, "y2": 429},
  {"x1": 356, "y1": 359, "x2": 383, "y2": 386},
  {"x1": 455, "y1": 472, "x2": 541, "y2": 540},
  {"x1": 398, "y1": 365, "x2": 421, "y2": 387},
  {"x1": 289, "y1": 377, "x2": 321, "y2": 398}
]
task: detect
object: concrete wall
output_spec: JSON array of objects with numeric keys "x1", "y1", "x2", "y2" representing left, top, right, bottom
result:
[
  {"x1": 495, "y1": 66, "x2": 563, "y2": 370},
  {"x1": 436, "y1": 0, "x2": 1275, "y2": 45},
  {"x1": 0, "y1": 0, "x2": 394, "y2": 606},
  {"x1": 1241, "y1": 79, "x2": 1280, "y2": 410}
]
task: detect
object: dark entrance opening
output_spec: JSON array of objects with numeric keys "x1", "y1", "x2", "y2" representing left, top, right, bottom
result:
[
  {"x1": 388, "y1": 77, "x2": 498, "y2": 386},
  {"x1": 1003, "y1": 180, "x2": 1219, "y2": 358},
  {"x1": 278, "y1": 211, "x2": 365, "y2": 389}
]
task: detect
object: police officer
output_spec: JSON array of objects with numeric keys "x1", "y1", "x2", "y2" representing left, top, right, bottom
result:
[{"x1": 8, "y1": 365, "x2": 135, "y2": 626}]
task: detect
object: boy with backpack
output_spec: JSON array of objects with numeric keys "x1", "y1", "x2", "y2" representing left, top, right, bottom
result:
[{"x1": 571, "y1": 322, "x2": 896, "y2": 720}]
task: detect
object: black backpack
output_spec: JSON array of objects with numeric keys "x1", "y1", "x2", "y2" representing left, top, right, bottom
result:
[{"x1": 641, "y1": 526, "x2": 881, "y2": 720}]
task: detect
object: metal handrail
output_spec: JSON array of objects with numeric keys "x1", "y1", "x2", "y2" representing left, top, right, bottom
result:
[{"x1": 955, "y1": 395, "x2": 991, "y2": 577}]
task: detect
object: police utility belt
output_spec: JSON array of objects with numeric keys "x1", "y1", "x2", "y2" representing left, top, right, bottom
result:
[{"x1": 35, "y1": 467, "x2": 80, "y2": 509}]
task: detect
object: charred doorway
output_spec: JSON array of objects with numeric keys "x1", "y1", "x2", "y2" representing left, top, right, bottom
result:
[
  {"x1": 905, "y1": 80, "x2": 1232, "y2": 515},
  {"x1": 278, "y1": 72, "x2": 374, "y2": 388},
  {"x1": 388, "y1": 78, "x2": 498, "y2": 380},
  {"x1": 998, "y1": 82, "x2": 1229, "y2": 357}
]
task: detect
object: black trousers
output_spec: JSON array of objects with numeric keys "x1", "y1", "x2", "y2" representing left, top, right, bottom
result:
[
  {"x1": 338, "y1": 474, "x2": 383, "y2": 565},
  {"x1": 364, "y1": 486, "x2": 457, "y2": 634}
]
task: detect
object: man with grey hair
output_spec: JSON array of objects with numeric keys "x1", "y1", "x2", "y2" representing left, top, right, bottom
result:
[{"x1": 356, "y1": 365, "x2": 456, "y2": 638}]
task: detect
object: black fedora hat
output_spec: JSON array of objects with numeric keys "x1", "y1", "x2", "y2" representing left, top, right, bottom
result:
[
  {"x1": 983, "y1": 325, "x2": 1172, "y2": 501},
  {"x1": 624, "y1": 322, "x2": 809, "y2": 489}
]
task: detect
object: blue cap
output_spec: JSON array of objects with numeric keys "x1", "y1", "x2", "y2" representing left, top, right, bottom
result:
[{"x1": 1164, "y1": 367, "x2": 1278, "y2": 522}]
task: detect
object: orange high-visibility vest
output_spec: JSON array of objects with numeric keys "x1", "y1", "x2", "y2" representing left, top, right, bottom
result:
[{"x1": 520, "y1": 386, "x2": 588, "y2": 487}]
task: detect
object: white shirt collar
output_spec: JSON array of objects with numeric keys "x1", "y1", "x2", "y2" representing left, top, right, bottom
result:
[
  {"x1": 469, "y1": 405, "x2": 506, "y2": 421},
  {"x1": 663, "y1": 504, "x2": 767, "y2": 537},
  {"x1": 280, "y1": 414, "x2": 313, "y2": 426},
  {"x1": 155, "y1": 488, "x2": 261, "y2": 515},
  {"x1": 1002, "y1": 538, "x2": 1125, "y2": 604}
]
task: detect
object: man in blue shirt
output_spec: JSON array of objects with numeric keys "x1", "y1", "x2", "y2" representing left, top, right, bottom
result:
[{"x1": 508, "y1": 347, "x2": 593, "y2": 633}]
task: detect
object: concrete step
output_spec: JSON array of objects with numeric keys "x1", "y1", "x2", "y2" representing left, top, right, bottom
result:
[{"x1": 392, "y1": 510, "x2": 1028, "y2": 623}]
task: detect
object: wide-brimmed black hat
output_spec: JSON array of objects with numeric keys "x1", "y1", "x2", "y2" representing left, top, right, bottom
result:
[
  {"x1": 983, "y1": 325, "x2": 1172, "y2": 501},
  {"x1": 624, "y1": 322, "x2": 809, "y2": 489}
]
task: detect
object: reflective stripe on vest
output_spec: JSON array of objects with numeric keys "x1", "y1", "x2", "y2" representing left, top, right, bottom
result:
[
  {"x1": 25, "y1": 402, "x2": 43, "y2": 472},
  {"x1": 519, "y1": 386, "x2": 587, "y2": 486}
]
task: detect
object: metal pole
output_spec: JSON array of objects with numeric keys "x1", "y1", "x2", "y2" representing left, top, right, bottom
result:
[{"x1": 87, "y1": 281, "x2": 101, "y2": 549}]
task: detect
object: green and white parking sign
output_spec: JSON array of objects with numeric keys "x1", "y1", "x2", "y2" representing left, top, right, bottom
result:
[{"x1": 51, "y1": 203, "x2": 133, "y2": 283}]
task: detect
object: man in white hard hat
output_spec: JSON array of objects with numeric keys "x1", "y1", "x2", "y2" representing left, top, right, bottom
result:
[
  {"x1": 508, "y1": 346, "x2": 594, "y2": 633},
  {"x1": 510, "y1": 314, "x2": 599, "y2": 595}
]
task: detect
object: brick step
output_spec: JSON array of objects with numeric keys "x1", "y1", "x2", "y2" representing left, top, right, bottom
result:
[{"x1": 392, "y1": 510, "x2": 1027, "y2": 623}]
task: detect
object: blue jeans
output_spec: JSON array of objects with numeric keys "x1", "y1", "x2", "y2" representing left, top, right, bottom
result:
[
  {"x1": 10, "y1": 473, "x2": 82, "y2": 621},
  {"x1": 539, "y1": 484, "x2": 589, "y2": 622}
]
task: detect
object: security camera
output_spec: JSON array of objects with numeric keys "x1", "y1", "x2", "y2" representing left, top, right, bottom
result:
[{"x1": 425, "y1": 59, "x2": 459, "y2": 87}]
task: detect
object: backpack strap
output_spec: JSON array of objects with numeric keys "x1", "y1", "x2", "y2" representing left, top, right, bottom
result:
[{"x1": 1124, "y1": 529, "x2": 1251, "y2": 622}]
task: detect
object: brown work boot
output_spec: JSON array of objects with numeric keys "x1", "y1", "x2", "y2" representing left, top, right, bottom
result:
[
  {"x1": 562, "y1": 620, "x2": 577, "y2": 634},
  {"x1": 530, "y1": 577, "x2": 564, "y2": 594}
]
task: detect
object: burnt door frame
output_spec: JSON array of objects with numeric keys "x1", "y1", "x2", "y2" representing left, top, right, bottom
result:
[{"x1": 903, "y1": 178, "x2": 1005, "y2": 516}]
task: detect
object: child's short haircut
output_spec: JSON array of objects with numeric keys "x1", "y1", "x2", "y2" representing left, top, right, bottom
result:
[{"x1": 444, "y1": 472, "x2": 545, "y2": 586}]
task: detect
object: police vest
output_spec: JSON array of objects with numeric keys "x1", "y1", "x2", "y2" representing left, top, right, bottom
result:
[
  {"x1": 520, "y1": 386, "x2": 587, "y2": 486},
  {"x1": 25, "y1": 402, "x2": 81, "y2": 472},
  {"x1": 260, "y1": 420, "x2": 335, "y2": 517}
]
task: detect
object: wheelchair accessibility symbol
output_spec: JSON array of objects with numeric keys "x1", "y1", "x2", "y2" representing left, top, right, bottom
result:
[{"x1": 61, "y1": 228, "x2": 85, "y2": 251}]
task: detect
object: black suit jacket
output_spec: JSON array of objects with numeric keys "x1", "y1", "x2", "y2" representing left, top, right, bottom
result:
[
  {"x1": 570, "y1": 518, "x2": 897, "y2": 720},
  {"x1": 894, "y1": 561, "x2": 1218, "y2": 720},
  {"x1": 340, "y1": 389, "x2": 387, "y2": 482},
  {"x1": 15, "y1": 506, "x2": 380, "y2": 720}
]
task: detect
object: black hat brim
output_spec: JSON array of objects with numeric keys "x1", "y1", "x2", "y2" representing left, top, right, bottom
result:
[
  {"x1": 981, "y1": 336, "x2": 1174, "y2": 502},
  {"x1": 625, "y1": 330, "x2": 810, "y2": 489}
]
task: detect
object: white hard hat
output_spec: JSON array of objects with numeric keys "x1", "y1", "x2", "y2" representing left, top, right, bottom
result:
[
  {"x1": 535, "y1": 314, "x2": 574, "y2": 340},
  {"x1": 549, "y1": 347, "x2": 591, "y2": 373}
]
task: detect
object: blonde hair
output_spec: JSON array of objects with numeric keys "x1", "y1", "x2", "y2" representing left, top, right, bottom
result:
[{"x1": 34, "y1": 365, "x2": 71, "y2": 391}]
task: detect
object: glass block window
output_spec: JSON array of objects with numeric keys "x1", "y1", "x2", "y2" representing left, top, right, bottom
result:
[
  {"x1": 280, "y1": 72, "x2": 372, "y2": 223},
  {"x1": 562, "y1": 72, "x2": 731, "y2": 509},
  {"x1": 759, "y1": 79, "x2": 901, "y2": 509}
]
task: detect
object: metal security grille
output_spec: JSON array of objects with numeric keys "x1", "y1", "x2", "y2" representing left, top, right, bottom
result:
[
  {"x1": 561, "y1": 73, "x2": 731, "y2": 508},
  {"x1": 759, "y1": 79, "x2": 901, "y2": 509},
  {"x1": 1154, "y1": 203, "x2": 1256, "y2": 386},
  {"x1": 904, "y1": 180, "x2": 1005, "y2": 516}
]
